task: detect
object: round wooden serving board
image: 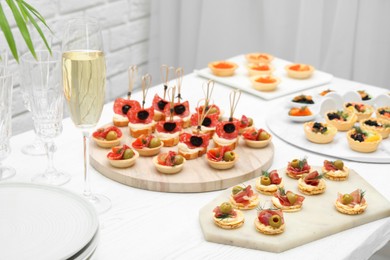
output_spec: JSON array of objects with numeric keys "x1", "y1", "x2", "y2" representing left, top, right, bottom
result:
[{"x1": 89, "y1": 125, "x2": 274, "y2": 193}]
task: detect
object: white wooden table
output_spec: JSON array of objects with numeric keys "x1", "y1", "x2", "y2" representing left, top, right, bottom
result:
[{"x1": 6, "y1": 74, "x2": 390, "y2": 260}]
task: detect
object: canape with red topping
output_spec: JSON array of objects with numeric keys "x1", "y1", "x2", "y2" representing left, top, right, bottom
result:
[
  {"x1": 178, "y1": 132, "x2": 209, "y2": 160},
  {"x1": 254, "y1": 208, "x2": 285, "y2": 235},
  {"x1": 322, "y1": 159, "x2": 349, "y2": 181},
  {"x1": 335, "y1": 189, "x2": 367, "y2": 215},
  {"x1": 376, "y1": 106, "x2": 390, "y2": 122},
  {"x1": 153, "y1": 151, "x2": 186, "y2": 174},
  {"x1": 131, "y1": 134, "x2": 162, "y2": 157},
  {"x1": 245, "y1": 53, "x2": 273, "y2": 64},
  {"x1": 92, "y1": 126, "x2": 123, "y2": 148},
  {"x1": 247, "y1": 63, "x2": 274, "y2": 76},
  {"x1": 152, "y1": 65, "x2": 174, "y2": 121},
  {"x1": 255, "y1": 170, "x2": 284, "y2": 195},
  {"x1": 208, "y1": 61, "x2": 238, "y2": 77},
  {"x1": 298, "y1": 171, "x2": 326, "y2": 195},
  {"x1": 206, "y1": 146, "x2": 238, "y2": 170},
  {"x1": 229, "y1": 185, "x2": 259, "y2": 210},
  {"x1": 285, "y1": 63, "x2": 314, "y2": 79},
  {"x1": 213, "y1": 202, "x2": 244, "y2": 229},
  {"x1": 242, "y1": 127, "x2": 272, "y2": 148},
  {"x1": 272, "y1": 188, "x2": 305, "y2": 212},
  {"x1": 237, "y1": 115, "x2": 254, "y2": 134},
  {"x1": 250, "y1": 75, "x2": 280, "y2": 91},
  {"x1": 286, "y1": 157, "x2": 311, "y2": 179},
  {"x1": 107, "y1": 144, "x2": 139, "y2": 168},
  {"x1": 344, "y1": 102, "x2": 373, "y2": 120}
]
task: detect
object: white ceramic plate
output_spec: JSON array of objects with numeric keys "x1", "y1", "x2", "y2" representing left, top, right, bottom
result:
[
  {"x1": 195, "y1": 55, "x2": 333, "y2": 100},
  {"x1": 0, "y1": 183, "x2": 99, "y2": 260}
]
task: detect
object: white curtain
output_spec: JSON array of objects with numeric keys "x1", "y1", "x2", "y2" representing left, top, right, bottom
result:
[{"x1": 147, "y1": 0, "x2": 390, "y2": 90}]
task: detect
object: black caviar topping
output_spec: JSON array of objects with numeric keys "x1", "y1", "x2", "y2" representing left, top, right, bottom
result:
[
  {"x1": 351, "y1": 133, "x2": 365, "y2": 142},
  {"x1": 312, "y1": 122, "x2": 327, "y2": 134},
  {"x1": 163, "y1": 122, "x2": 177, "y2": 132},
  {"x1": 137, "y1": 110, "x2": 149, "y2": 120},
  {"x1": 122, "y1": 105, "x2": 131, "y2": 114},
  {"x1": 190, "y1": 136, "x2": 203, "y2": 147},
  {"x1": 157, "y1": 100, "x2": 168, "y2": 110},
  {"x1": 223, "y1": 123, "x2": 236, "y2": 133},
  {"x1": 174, "y1": 104, "x2": 186, "y2": 115},
  {"x1": 202, "y1": 117, "x2": 212, "y2": 127},
  {"x1": 364, "y1": 120, "x2": 380, "y2": 127},
  {"x1": 327, "y1": 112, "x2": 340, "y2": 120}
]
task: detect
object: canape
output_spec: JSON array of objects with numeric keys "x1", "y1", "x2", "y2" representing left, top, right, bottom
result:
[
  {"x1": 360, "y1": 118, "x2": 390, "y2": 139},
  {"x1": 250, "y1": 75, "x2": 280, "y2": 91},
  {"x1": 155, "y1": 119, "x2": 182, "y2": 147},
  {"x1": 291, "y1": 94, "x2": 315, "y2": 106},
  {"x1": 208, "y1": 61, "x2": 238, "y2": 77},
  {"x1": 92, "y1": 126, "x2": 123, "y2": 148},
  {"x1": 152, "y1": 94, "x2": 168, "y2": 121},
  {"x1": 178, "y1": 132, "x2": 210, "y2": 160},
  {"x1": 322, "y1": 159, "x2": 349, "y2": 181},
  {"x1": 206, "y1": 146, "x2": 238, "y2": 170},
  {"x1": 255, "y1": 170, "x2": 284, "y2": 195},
  {"x1": 347, "y1": 127, "x2": 382, "y2": 153},
  {"x1": 325, "y1": 110, "x2": 357, "y2": 131},
  {"x1": 247, "y1": 63, "x2": 274, "y2": 76},
  {"x1": 285, "y1": 157, "x2": 311, "y2": 179},
  {"x1": 298, "y1": 171, "x2": 326, "y2": 195},
  {"x1": 153, "y1": 151, "x2": 186, "y2": 174},
  {"x1": 319, "y1": 89, "x2": 334, "y2": 96},
  {"x1": 344, "y1": 102, "x2": 374, "y2": 120},
  {"x1": 303, "y1": 121, "x2": 338, "y2": 144},
  {"x1": 376, "y1": 106, "x2": 390, "y2": 122},
  {"x1": 229, "y1": 185, "x2": 259, "y2": 210},
  {"x1": 213, "y1": 202, "x2": 244, "y2": 229},
  {"x1": 255, "y1": 208, "x2": 285, "y2": 235},
  {"x1": 245, "y1": 53, "x2": 274, "y2": 64},
  {"x1": 190, "y1": 112, "x2": 219, "y2": 138},
  {"x1": 237, "y1": 115, "x2": 254, "y2": 134},
  {"x1": 272, "y1": 188, "x2": 305, "y2": 212},
  {"x1": 285, "y1": 63, "x2": 314, "y2": 79},
  {"x1": 131, "y1": 134, "x2": 163, "y2": 156},
  {"x1": 357, "y1": 90, "x2": 372, "y2": 101},
  {"x1": 334, "y1": 189, "x2": 367, "y2": 215},
  {"x1": 242, "y1": 127, "x2": 272, "y2": 148},
  {"x1": 112, "y1": 98, "x2": 141, "y2": 127},
  {"x1": 107, "y1": 144, "x2": 139, "y2": 168}
]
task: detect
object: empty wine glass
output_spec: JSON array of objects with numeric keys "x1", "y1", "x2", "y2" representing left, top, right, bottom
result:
[
  {"x1": 0, "y1": 69, "x2": 16, "y2": 180},
  {"x1": 62, "y1": 17, "x2": 111, "y2": 214},
  {"x1": 20, "y1": 50, "x2": 70, "y2": 186}
]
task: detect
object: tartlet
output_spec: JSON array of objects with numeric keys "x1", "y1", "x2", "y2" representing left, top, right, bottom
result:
[
  {"x1": 285, "y1": 158, "x2": 311, "y2": 179},
  {"x1": 325, "y1": 110, "x2": 357, "y2": 131},
  {"x1": 285, "y1": 64, "x2": 314, "y2": 79},
  {"x1": 250, "y1": 75, "x2": 280, "y2": 91},
  {"x1": 254, "y1": 208, "x2": 285, "y2": 235},
  {"x1": 213, "y1": 202, "x2": 244, "y2": 229},
  {"x1": 272, "y1": 188, "x2": 305, "y2": 212},
  {"x1": 153, "y1": 151, "x2": 186, "y2": 174},
  {"x1": 360, "y1": 118, "x2": 390, "y2": 139},
  {"x1": 347, "y1": 127, "x2": 382, "y2": 153},
  {"x1": 376, "y1": 106, "x2": 390, "y2": 122},
  {"x1": 255, "y1": 170, "x2": 284, "y2": 195},
  {"x1": 206, "y1": 146, "x2": 238, "y2": 170},
  {"x1": 344, "y1": 102, "x2": 374, "y2": 120},
  {"x1": 131, "y1": 134, "x2": 163, "y2": 156},
  {"x1": 208, "y1": 61, "x2": 238, "y2": 77},
  {"x1": 297, "y1": 171, "x2": 326, "y2": 195},
  {"x1": 322, "y1": 159, "x2": 349, "y2": 181},
  {"x1": 334, "y1": 189, "x2": 367, "y2": 215},
  {"x1": 303, "y1": 121, "x2": 338, "y2": 144},
  {"x1": 92, "y1": 126, "x2": 123, "y2": 148},
  {"x1": 247, "y1": 63, "x2": 274, "y2": 76},
  {"x1": 242, "y1": 127, "x2": 272, "y2": 148},
  {"x1": 107, "y1": 144, "x2": 139, "y2": 168},
  {"x1": 237, "y1": 115, "x2": 254, "y2": 135},
  {"x1": 229, "y1": 185, "x2": 259, "y2": 210},
  {"x1": 245, "y1": 53, "x2": 274, "y2": 64}
]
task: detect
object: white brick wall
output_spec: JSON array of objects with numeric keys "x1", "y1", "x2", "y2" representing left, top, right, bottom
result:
[{"x1": 0, "y1": 0, "x2": 151, "y2": 135}]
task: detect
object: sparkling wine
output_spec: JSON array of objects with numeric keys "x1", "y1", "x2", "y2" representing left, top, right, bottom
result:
[{"x1": 62, "y1": 50, "x2": 106, "y2": 128}]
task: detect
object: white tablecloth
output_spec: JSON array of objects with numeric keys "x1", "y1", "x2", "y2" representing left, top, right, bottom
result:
[{"x1": 6, "y1": 74, "x2": 390, "y2": 260}]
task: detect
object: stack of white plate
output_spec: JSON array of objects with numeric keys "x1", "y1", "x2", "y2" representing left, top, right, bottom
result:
[{"x1": 0, "y1": 183, "x2": 99, "y2": 260}]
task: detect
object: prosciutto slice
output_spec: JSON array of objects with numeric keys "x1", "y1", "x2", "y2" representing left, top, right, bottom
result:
[{"x1": 258, "y1": 209, "x2": 284, "y2": 226}]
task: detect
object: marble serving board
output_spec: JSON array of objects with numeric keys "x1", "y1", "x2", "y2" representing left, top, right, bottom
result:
[
  {"x1": 195, "y1": 55, "x2": 333, "y2": 100},
  {"x1": 199, "y1": 167, "x2": 390, "y2": 253},
  {"x1": 90, "y1": 125, "x2": 274, "y2": 193}
]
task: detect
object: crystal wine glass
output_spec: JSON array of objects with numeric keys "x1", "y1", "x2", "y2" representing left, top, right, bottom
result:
[
  {"x1": 20, "y1": 50, "x2": 70, "y2": 186},
  {"x1": 62, "y1": 17, "x2": 111, "y2": 214},
  {"x1": 0, "y1": 69, "x2": 16, "y2": 180}
]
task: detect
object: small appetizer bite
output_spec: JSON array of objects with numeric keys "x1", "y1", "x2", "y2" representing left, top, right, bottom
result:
[
  {"x1": 178, "y1": 132, "x2": 210, "y2": 160},
  {"x1": 285, "y1": 64, "x2": 314, "y2": 79},
  {"x1": 357, "y1": 90, "x2": 372, "y2": 101},
  {"x1": 303, "y1": 121, "x2": 338, "y2": 144},
  {"x1": 335, "y1": 189, "x2": 367, "y2": 215},
  {"x1": 250, "y1": 75, "x2": 280, "y2": 91},
  {"x1": 286, "y1": 157, "x2": 311, "y2": 179},
  {"x1": 245, "y1": 52, "x2": 274, "y2": 64},
  {"x1": 213, "y1": 90, "x2": 241, "y2": 150},
  {"x1": 344, "y1": 102, "x2": 374, "y2": 120},
  {"x1": 347, "y1": 127, "x2": 382, "y2": 153},
  {"x1": 153, "y1": 151, "x2": 186, "y2": 174},
  {"x1": 325, "y1": 110, "x2": 357, "y2": 131},
  {"x1": 376, "y1": 106, "x2": 390, "y2": 122},
  {"x1": 255, "y1": 170, "x2": 284, "y2": 195},
  {"x1": 213, "y1": 202, "x2": 245, "y2": 229},
  {"x1": 92, "y1": 126, "x2": 122, "y2": 148},
  {"x1": 206, "y1": 146, "x2": 238, "y2": 170},
  {"x1": 152, "y1": 65, "x2": 174, "y2": 121},
  {"x1": 242, "y1": 127, "x2": 272, "y2": 148},
  {"x1": 230, "y1": 185, "x2": 259, "y2": 210},
  {"x1": 131, "y1": 134, "x2": 163, "y2": 156},
  {"x1": 272, "y1": 188, "x2": 305, "y2": 212},
  {"x1": 298, "y1": 171, "x2": 326, "y2": 195},
  {"x1": 128, "y1": 74, "x2": 156, "y2": 137},
  {"x1": 107, "y1": 144, "x2": 139, "y2": 168},
  {"x1": 319, "y1": 89, "x2": 334, "y2": 96},
  {"x1": 360, "y1": 118, "x2": 390, "y2": 139},
  {"x1": 208, "y1": 61, "x2": 238, "y2": 77},
  {"x1": 247, "y1": 63, "x2": 274, "y2": 76},
  {"x1": 238, "y1": 115, "x2": 254, "y2": 134},
  {"x1": 322, "y1": 159, "x2": 349, "y2": 181},
  {"x1": 289, "y1": 106, "x2": 312, "y2": 117},
  {"x1": 255, "y1": 208, "x2": 285, "y2": 235},
  {"x1": 291, "y1": 94, "x2": 315, "y2": 105}
]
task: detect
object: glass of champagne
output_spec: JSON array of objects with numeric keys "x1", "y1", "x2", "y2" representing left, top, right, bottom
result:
[{"x1": 62, "y1": 17, "x2": 111, "y2": 214}]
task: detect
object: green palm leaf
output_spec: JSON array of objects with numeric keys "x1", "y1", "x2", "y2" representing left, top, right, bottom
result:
[{"x1": 0, "y1": 2, "x2": 18, "y2": 61}]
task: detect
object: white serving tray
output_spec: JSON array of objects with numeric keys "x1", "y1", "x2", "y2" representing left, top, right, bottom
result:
[{"x1": 195, "y1": 55, "x2": 333, "y2": 100}]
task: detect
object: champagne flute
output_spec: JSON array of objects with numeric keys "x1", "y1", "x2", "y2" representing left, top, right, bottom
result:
[{"x1": 62, "y1": 17, "x2": 111, "y2": 214}]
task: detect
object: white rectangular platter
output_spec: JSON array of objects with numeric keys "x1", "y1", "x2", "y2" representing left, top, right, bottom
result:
[
  {"x1": 199, "y1": 167, "x2": 390, "y2": 253},
  {"x1": 195, "y1": 55, "x2": 333, "y2": 100}
]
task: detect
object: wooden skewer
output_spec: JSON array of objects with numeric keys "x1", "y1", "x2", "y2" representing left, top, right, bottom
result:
[
  {"x1": 127, "y1": 65, "x2": 137, "y2": 99},
  {"x1": 160, "y1": 64, "x2": 175, "y2": 100},
  {"x1": 168, "y1": 86, "x2": 176, "y2": 121},
  {"x1": 229, "y1": 89, "x2": 241, "y2": 122},
  {"x1": 175, "y1": 67, "x2": 184, "y2": 102},
  {"x1": 141, "y1": 74, "x2": 152, "y2": 109},
  {"x1": 202, "y1": 80, "x2": 215, "y2": 112}
]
